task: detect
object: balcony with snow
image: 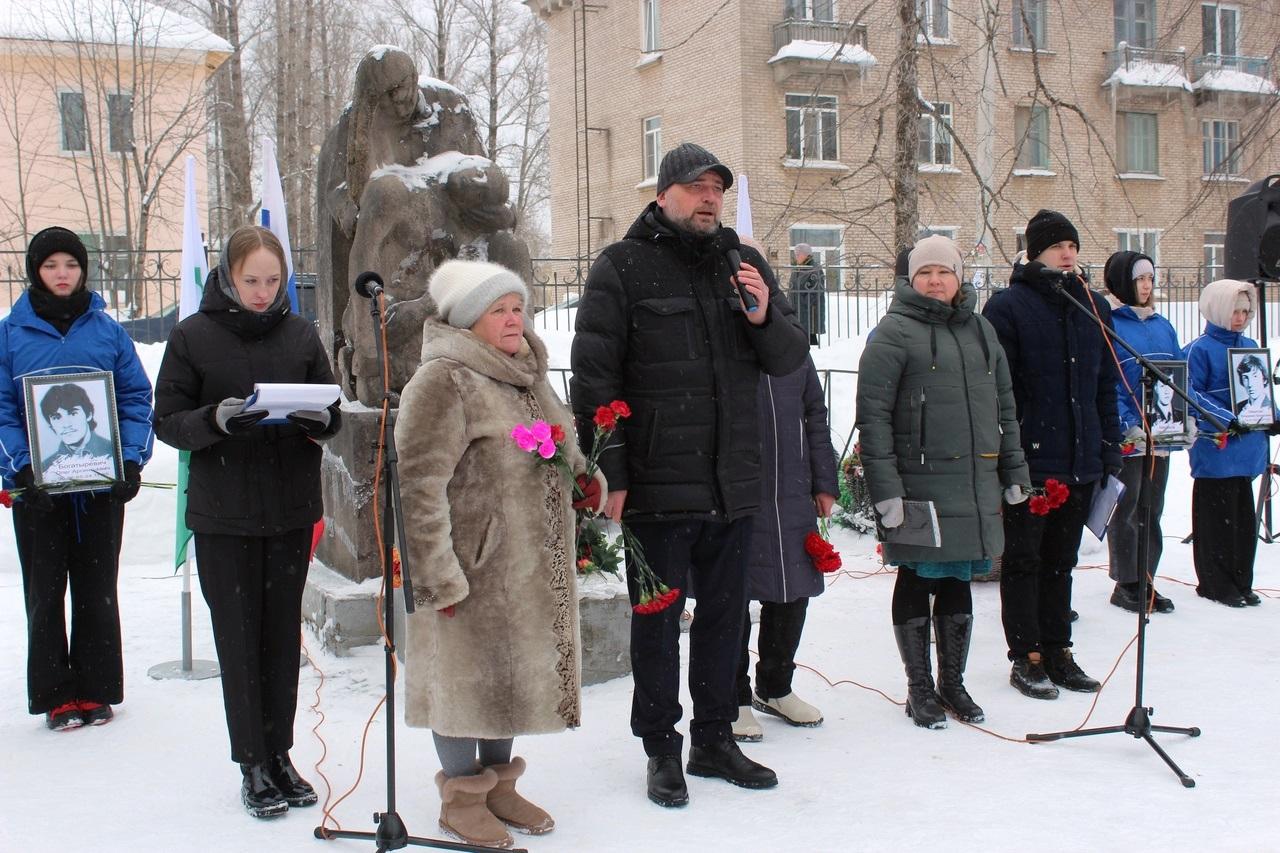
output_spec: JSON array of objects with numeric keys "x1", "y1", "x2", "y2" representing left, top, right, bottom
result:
[
  {"x1": 1189, "y1": 54, "x2": 1278, "y2": 105},
  {"x1": 1103, "y1": 43, "x2": 1191, "y2": 104},
  {"x1": 768, "y1": 19, "x2": 874, "y2": 85}
]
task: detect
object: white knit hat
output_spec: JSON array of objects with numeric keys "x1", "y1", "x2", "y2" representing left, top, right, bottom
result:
[
  {"x1": 1198, "y1": 278, "x2": 1254, "y2": 329},
  {"x1": 908, "y1": 235, "x2": 963, "y2": 282},
  {"x1": 428, "y1": 259, "x2": 528, "y2": 329}
]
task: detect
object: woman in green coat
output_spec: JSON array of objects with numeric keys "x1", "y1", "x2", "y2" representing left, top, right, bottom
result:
[{"x1": 856, "y1": 236, "x2": 1030, "y2": 729}]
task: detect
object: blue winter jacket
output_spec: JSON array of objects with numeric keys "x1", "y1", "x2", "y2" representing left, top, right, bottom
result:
[
  {"x1": 1111, "y1": 305, "x2": 1184, "y2": 452},
  {"x1": 0, "y1": 290, "x2": 154, "y2": 488},
  {"x1": 981, "y1": 262, "x2": 1122, "y2": 483},
  {"x1": 1184, "y1": 323, "x2": 1269, "y2": 479}
]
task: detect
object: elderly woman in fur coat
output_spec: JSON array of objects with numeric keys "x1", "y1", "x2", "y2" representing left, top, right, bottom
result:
[{"x1": 395, "y1": 259, "x2": 606, "y2": 850}]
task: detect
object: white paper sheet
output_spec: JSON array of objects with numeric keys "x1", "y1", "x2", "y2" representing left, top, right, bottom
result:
[{"x1": 241, "y1": 383, "x2": 341, "y2": 424}]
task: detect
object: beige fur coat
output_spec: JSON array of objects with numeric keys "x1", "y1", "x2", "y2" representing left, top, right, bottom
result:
[{"x1": 396, "y1": 319, "x2": 595, "y2": 738}]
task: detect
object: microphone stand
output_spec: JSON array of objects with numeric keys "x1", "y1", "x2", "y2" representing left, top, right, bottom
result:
[
  {"x1": 1251, "y1": 277, "x2": 1275, "y2": 542},
  {"x1": 1024, "y1": 274, "x2": 1224, "y2": 788},
  {"x1": 315, "y1": 288, "x2": 509, "y2": 852}
]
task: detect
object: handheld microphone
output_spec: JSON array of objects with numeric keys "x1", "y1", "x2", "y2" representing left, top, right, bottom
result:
[
  {"x1": 721, "y1": 227, "x2": 758, "y2": 312},
  {"x1": 354, "y1": 270, "x2": 384, "y2": 298}
]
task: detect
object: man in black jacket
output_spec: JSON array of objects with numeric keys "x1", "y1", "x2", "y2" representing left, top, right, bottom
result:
[{"x1": 570, "y1": 143, "x2": 808, "y2": 807}]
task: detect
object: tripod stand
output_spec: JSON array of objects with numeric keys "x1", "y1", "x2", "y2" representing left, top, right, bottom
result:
[
  {"x1": 1025, "y1": 275, "x2": 1220, "y2": 787},
  {"x1": 315, "y1": 282, "x2": 511, "y2": 852}
]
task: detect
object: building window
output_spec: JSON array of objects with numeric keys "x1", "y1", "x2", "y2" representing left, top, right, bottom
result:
[
  {"x1": 1114, "y1": 0, "x2": 1155, "y2": 49},
  {"x1": 918, "y1": 226, "x2": 958, "y2": 241},
  {"x1": 785, "y1": 0, "x2": 834, "y2": 20},
  {"x1": 1117, "y1": 111, "x2": 1158, "y2": 174},
  {"x1": 59, "y1": 91, "x2": 87, "y2": 152},
  {"x1": 642, "y1": 116, "x2": 662, "y2": 181},
  {"x1": 1201, "y1": 3, "x2": 1238, "y2": 56},
  {"x1": 785, "y1": 93, "x2": 838, "y2": 161},
  {"x1": 642, "y1": 0, "x2": 660, "y2": 52},
  {"x1": 1204, "y1": 232, "x2": 1226, "y2": 281},
  {"x1": 1014, "y1": 105, "x2": 1050, "y2": 170},
  {"x1": 107, "y1": 93, "x2": 133, "y2": 153},
  {"x1": 1012, "y1": 0, "x2": 1048, "y2": 49},
  {"x1": 1117, "y1": 229, "x2": 1160, "y2": 264},
  {"x1": 917, "y1": 102, "x2": 953, "y2": 166},
  {"x1": 1202, "y1": 119, "x2": 1240, "y2": 175},
  {"x1": 790, "y1": 225, "x2": 843, "y2": 289},
  {"x1": 1015, "y1": 229, "x2": 1027, "y2": 255},
  {"x1": 917, "y1": 0, "x2": 950, "y2": 39}
]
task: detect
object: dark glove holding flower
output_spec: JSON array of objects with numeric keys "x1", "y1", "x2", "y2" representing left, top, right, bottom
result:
[
  {"x1": 212, "y1": 397, "x2": 269, "y2": 435},
  {"x1": 1226, "y1": 419, "x2": 1249, "y2": 438},
  {"x1": 571, "y1": 473, "x2": 602, "y2": 512},
  {"x1": 15, "y1": 465, "x2": 54, "y2": 513},
  {"x1": 110, "y1": 460, "x2": 142, "y2": 504},
  {"x1": 286, "y1": 409, "x2": 332, "y2": 438},
  {"x1": 1268, "y1": 421, "x2": 1280, "y2": 437}
]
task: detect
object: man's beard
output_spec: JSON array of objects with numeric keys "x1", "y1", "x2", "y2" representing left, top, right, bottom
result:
[{"x1": 670, "y1": 211, "x2": 718, "y2": 237}]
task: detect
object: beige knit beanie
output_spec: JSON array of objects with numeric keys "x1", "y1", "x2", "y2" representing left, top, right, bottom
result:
[
  {"x1": 1198, "y1": 278, "x2": 1254, "y2": 329},
  {"x1": 908, "y1": 235, "x2": 964, "y2": 282},
  {"x1": 428, "y1": 259, "x2": 528, "y2": 329}
]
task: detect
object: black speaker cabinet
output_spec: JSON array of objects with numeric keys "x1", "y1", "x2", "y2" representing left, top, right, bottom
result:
[{"x1": 1226, "y1": 174, "x2": 1280, "y2": 281}]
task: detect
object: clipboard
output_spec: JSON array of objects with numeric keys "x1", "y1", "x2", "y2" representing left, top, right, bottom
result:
[{"x1": 1086, "y1": 474, "x2": 1126, "y2": 541}]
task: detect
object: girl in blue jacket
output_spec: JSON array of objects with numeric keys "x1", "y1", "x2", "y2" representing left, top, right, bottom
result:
[
  {"x1": 1184, "y1": 279, "x2": 1275, "y2": 607},
  {"x1": 1102, "y1": 252, "x2": 1181, "y2": 614},
  {"x1": 0, "y1": 227, "x2": 154, "y2": 730}
]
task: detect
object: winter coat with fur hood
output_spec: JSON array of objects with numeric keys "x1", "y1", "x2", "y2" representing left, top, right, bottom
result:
[
  {"x1": 1184, "y1": 279, "x2": 1270, "y2": 479},
  {"x1": 397, "y1": 319, "x2": 598, "y2": 738}
]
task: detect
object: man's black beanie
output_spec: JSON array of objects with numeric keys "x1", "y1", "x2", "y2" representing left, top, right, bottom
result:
[
  {"x1": 656, "y1": 142, "x2": 733, "y2": 195},
  {"x1": 1025, "y1": 209, "x2": 1079, "y2": 261},
  {"x1": 26, "y1": 226, "x2": 90, "y2": 289}
]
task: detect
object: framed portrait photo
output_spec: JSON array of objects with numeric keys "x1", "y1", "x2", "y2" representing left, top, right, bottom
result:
[
  {"x1": 1227, "y1": 348, "x2": 1275, "y2": 428},
  {"x1": 1146, "y1": 360, "x2": 1190, "y2": 444},
  {"x1": 22, "y1": 371, "x2": 124, "y2": 493}
]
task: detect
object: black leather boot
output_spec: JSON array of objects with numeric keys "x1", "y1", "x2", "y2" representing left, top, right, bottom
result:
[
  {"x1": 646, "y1": 755, "x2": 689, "y2": 807},
  {"x1": 933, "y1": 613, "x2": 985, "y2": 723},
  {"x1": 1043, "y1": 647, "x2": 1101, "y2": 693},
  {"x1": 268, "y1": 752, "x2": 318, "y2": 807},
  {"x1": 686, "y1": 740, "x2": 778, "y2": 789},
  {"x1": 240, "y1": 762, "x2": 289, "y2": 819},
  {"x1": 893, "y1": 617, "x2": 946, "y2": 729}
]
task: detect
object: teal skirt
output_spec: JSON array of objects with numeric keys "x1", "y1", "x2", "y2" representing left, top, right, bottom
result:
[{"x1": 897, "y1": 558, "x2": 992, "y2": 582}]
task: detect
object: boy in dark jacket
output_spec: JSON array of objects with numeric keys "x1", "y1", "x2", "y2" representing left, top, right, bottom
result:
[{"x1": 981, "y1": 210, "x2": 1122, "y2": 700}]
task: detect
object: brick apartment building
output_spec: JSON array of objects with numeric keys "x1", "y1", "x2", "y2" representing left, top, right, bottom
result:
[{"x1": 526, "y1": 0, "x2": 1279, "y2": 287}]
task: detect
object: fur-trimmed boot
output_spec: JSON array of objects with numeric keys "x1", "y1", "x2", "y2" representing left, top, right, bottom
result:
[
  {"x1": 485, "y1": 757, "x2": 554, "y2": 836},
  {"x1": 435, "y1": 769, "x2": 513, "y2": 849},
  {"x1": 893, "y1": 617, "x2": 947, "y2": 729},
  {"x1": 933, "y1": 613, "x2": 985, "y2": 723}
]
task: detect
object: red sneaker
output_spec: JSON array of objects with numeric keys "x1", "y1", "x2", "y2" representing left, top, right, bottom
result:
[
  {"x1": 46, "y1": 702, "x2": 85, "y2": 732},
  {"x1": 77, "y1": 701, "x2": 114, "y2": 726}
]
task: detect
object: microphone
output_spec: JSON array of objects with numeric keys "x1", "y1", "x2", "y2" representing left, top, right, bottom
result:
[
  {"x1": 353, "y1": 270, "x2": 384, "y2": 298},
  {"x1": 721, "y1": 227, "x2": 758, "y2": 312}
]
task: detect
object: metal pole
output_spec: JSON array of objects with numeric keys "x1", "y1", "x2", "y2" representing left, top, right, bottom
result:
[{"x1": 148, "y1": 558, "x2": 219, "y2": 681}]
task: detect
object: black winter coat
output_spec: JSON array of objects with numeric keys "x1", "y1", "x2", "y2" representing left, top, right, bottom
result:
[
  {"x1": 981, "y1": 261, "x2": 1122, "y2": 484},
  {"x1": 788, "y1": 260, "x2": 826, "y2": 337},
  {"x1": 570, "y1": 203, "x2": 810, "y2": 521},
  {"x1": 153, "y1": 270, "x2": 341, "y2": 536},
  {"x1": 747, "y1": 360, "x2": 839, "y2": 602}
]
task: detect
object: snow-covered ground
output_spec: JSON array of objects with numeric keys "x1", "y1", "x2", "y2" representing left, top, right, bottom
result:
[{"x1": 1, "y1": 336, "x2": 1277, "y2": 852}]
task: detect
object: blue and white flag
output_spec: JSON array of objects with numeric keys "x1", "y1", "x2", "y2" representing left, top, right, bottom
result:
[
  {"x1": 258, "y1": 136, "x2": 299, "y2": 311},
  {"x1": 175, "y1": 156, "x2": 206, "y2": 569}
]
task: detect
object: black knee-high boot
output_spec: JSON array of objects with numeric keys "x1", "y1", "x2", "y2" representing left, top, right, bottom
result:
[
  {"x1": 933, "y1": 613, "x2": 984, "y2": 723},
  {"x1": 892, "y1": 617, "x2": 946, "y2": 729}
]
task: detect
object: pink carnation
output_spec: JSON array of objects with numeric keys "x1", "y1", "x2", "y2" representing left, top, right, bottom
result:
[{"x1": 511, "y1": 424, "x2": 537, "y2": 453}]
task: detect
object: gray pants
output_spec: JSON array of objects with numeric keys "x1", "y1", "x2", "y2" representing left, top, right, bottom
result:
[
  {"x1": 433, "y1": 732, "x2": 514, "y2": 778},
  {"x1": 1107, "y1": 455, "x2": 1170, "y2": 585}
]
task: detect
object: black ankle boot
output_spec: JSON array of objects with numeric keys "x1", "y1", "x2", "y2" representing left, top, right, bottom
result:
[
  {"x1": 686, "y1": 740, "x2": 778, "y2": 789},
  {"x1": 893, "y1": 617, "x2": 947, "y2": 729},
  {"x1": 646, "y1": 755, "x2": 689, "y2": 807},
  {"x1": 268, "y1": 752, "x2": 318, "y2": 807},
  {"x1": 240, "y1": 762, "x2": 289, "y2": 819},
  {"x1": 933, "y1": 613, "x2": 984, "y2": 723}
]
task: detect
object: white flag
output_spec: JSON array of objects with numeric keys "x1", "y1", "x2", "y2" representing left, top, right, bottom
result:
[
  {"x1": 258, "y1": 137, "x2": 299, "y2": 311},
  {"x1": 735, "y1": 172, "x2": 753, "y2": 239},
  {"x1": 179, "y1": 156, "x2": 205, "y2": 321}
]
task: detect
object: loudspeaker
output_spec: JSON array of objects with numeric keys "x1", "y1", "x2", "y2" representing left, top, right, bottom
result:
[{"x1": 1225, "y1": 174, "x2": 1280, "y2": 281}]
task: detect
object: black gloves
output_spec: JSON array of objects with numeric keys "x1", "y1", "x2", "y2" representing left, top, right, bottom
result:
[
  {"x1": 213, "y1": 397, "x2": 269, "y2": 435},
  {"x1": 111, "y1": 460, "x2": 142, "y2": 504},
  {"x1": 1226, "y1": 419, "x2": 1249, "y2": 438},
  {"x1": 286, "y1": 409, "x2": 331, "y2": 438},
  {"x1": 15, "y1": 465, "x2": 54, "y2": 512},
  {"x1": 1103, "y1": 465, "x2": 1123, "y2": 480},
  {"x1": 1267, "y1": 422, "x2": 1280, "y2": 437}
]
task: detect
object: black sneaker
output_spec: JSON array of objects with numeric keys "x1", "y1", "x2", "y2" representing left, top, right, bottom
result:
[
  {"x1": 240, "y1": 762, "x2": 289, "y2": 819},
  {"x1": 645, "y1": 756, "x2": 688, "y2": 808},
  {"x1": 1009, "y1": 654, "x2": 1059, "y2": 700},
  {"x1": 1043, "y1": 648, "x2": 1101, "y2": 693},
  {"x1": 46, "y1": 702, "x2": 84, "y2": 732},
  {"x1": 79, "y1": 702, "x2": 114, "y2": 726},
  {"x1": 687, "y1": 740, "x2": 778, "y2": 789}
]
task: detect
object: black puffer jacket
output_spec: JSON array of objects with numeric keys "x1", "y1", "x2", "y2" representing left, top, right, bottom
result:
[
  {"x1": 570, "y1": 203, "x2": 809, "y2": 521},
  {"x1": 154, "y1": 269, "x2": 341, "y2": 536}
]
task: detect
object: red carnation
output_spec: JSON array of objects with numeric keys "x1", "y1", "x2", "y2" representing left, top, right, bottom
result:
[
  {"x1": 1216, "y1": 432, "x2": 1229, "y2": 450},
  {"x1": 0, "y1": 490, "x2": 12, "y2": 509},
  {"x1": 804, "y1": 531, "x2": 828, "y2": 558},
  {"x1": 551, "y1": 424, "x2": 566, "y2": 444},
  {"x1": 594, "y1": 406, "x2": 617, "y2": 431},
  {"x1": 609, "y1": 400, "x2": 632, "y2": 418},
  {"x1": 1028, "y1": 495, "x2": 1051, "y2": 516}
]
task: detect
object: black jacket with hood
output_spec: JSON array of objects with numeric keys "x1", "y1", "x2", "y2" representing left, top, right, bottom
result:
[{"x1": 153, "y1": 266, "x2": 341, "y2": 536}]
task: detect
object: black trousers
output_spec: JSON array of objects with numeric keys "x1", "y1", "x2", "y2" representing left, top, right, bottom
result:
[
  {"x1": 999, "y1": 480, "x2": 1094, "y2": 658},
  {"x1": 14, "y1": 495, "x2": 125, "y2": 714},
  {"x1": 1108, "y1": 455, "x2": 1170, "y2": 585},
  {"x1": 890, "y1": 566, "x2": 972, "y2": 623},
  {"x1": 626, "y1": 516, "x2": 753, "y2": 757},
  {"x1": 1191, "y1": 477, "x2": 1257, "y2": 600},
  {"x1": 736, "y1": 598, "x2": 808, "y2": 705},
  {"x1": 195, "y1": 528, "x2": 311, "y2": 764}
]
